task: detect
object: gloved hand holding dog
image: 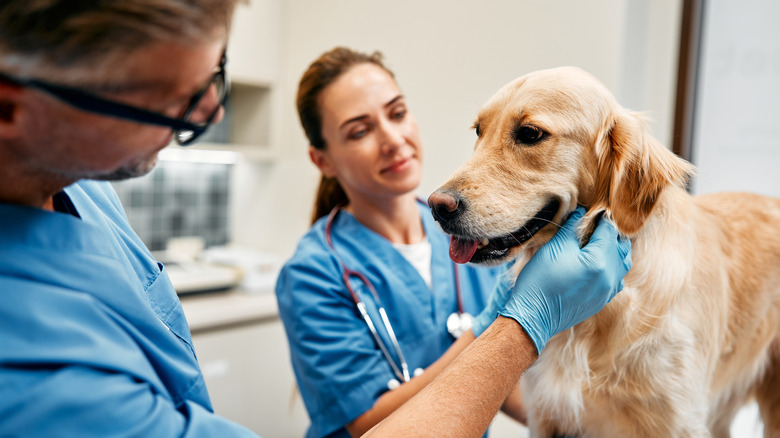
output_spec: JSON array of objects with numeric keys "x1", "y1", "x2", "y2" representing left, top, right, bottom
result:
[{"x1": 498, "y1": 206, "x2": 632, "y2": 353}]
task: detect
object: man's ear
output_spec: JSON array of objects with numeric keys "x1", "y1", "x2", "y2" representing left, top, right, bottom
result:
[
  {"x1": 0, "y1": 82, "x2": 24, "y2": 139},
  {"x1": 308, "y1": 146, "x2": 337, "y2": 178}
]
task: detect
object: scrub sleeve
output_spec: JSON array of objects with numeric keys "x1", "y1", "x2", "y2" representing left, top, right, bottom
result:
[{"x1": 0, "y1": 180, "x2": 257, "y2": 437}]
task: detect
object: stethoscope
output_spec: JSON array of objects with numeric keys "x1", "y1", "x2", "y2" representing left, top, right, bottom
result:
[{"x1": 324, "y1": 202, "x2": 473, "y2": 390}]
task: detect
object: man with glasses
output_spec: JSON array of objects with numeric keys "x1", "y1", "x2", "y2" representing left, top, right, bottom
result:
[
  {"x1": 0, "y1": 1, "x2": 256, "y2": 436},
  {"x1": 0, "y1": 1, "x2": 630, "y2": 437},
  {"x1": 0, "y1": 53, "x2": 227, "y2": 147}
]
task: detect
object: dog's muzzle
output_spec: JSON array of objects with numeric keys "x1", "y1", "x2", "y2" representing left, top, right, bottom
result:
[{"x1": 428, "y1": 191, "x2": 560, "y2": 264}]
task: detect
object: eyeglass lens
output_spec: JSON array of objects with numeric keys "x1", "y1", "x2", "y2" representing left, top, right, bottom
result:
[{"x1": 175, "y1": 72, "x2": 228, "y2": 145}]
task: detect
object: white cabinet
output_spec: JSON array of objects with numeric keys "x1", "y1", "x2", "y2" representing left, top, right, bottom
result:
[
  {"x1": 182, "y1": 292, "x2": 309, "y2": 437},
  {"x1": 228, "y1": 0, "x2": 282, "y2": 84}
]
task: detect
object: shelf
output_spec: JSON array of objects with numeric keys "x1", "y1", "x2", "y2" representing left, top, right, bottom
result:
[
  {"x1": 231, "y1": 145, "x2": 279, "y2": 162},
  {"x1": 171, "y1": 79, "x2": 278, "y2": 163},
  {"x1": 190, "y1": 143, "x2": 278, "y2": 163},
  {"x1": 230, "y1": 82, "x2": 272, "y2": 147},
  {"x1": 160, "y1": 144, "x2": 277, "y2": 164},
  {"x1": 231, "y1": 74, "x2": 275, "y2": 89}
]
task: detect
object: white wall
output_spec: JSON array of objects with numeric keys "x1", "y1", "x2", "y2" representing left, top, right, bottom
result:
[{"x1": 232, "y1": 0, "x2": 682, "y2": 262}]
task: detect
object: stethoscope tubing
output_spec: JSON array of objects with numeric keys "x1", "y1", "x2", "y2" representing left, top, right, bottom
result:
[
  {"x1": 324, "y1": 202, "x2": 465, "y2": 384},
  {"x1": 326, "y1": 206, "x2": 411, "y2": 382},
  {"x1": 356, "y1": 301, "x2": 410, "y2": 382}
]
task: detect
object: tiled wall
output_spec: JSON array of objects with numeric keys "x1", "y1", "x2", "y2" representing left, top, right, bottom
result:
[{"x1": 112, "y1": 159, "x2": 231, "y2": 252}]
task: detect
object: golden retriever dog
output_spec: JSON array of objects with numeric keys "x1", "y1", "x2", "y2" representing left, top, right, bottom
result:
[{"x1": 427, "y1": 66, "x2": 780, "y2": 437}]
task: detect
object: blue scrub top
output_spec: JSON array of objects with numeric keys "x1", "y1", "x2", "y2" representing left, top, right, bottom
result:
[
  {"x1": 0, "y1": 180, "x2": 256, "y2": 437},
  {"x1": 275, "y1": 202, "x2": 502, "y2": 438}
]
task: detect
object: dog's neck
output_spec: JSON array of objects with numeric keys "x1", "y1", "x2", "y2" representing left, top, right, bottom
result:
[{"x1": 586, "y1": 185, "x2": 697, "y2": 343}]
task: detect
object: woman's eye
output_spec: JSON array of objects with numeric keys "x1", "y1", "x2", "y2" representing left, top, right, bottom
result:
[
  {"x1": 513, "y1": 125, "x2": 546, "y2": 145},
  {"x1": 391, "y1": 108, "x2": 407, "y2": 119},
  {"x1": 349, "y1": 128, "x2": 368, "y2": 140}
]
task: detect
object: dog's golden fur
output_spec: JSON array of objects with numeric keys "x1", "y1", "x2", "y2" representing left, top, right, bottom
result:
[{"x1": 432, "y1": 67, "x2": 780, "y2": 437}]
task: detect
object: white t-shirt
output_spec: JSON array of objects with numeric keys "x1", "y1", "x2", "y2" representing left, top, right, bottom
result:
[{"x1": 392, "y1": 236, "x2": 432, "y2": 289}]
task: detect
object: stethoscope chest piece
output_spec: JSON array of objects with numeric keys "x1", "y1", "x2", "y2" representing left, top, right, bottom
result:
[
  {"x1": 387, "y1": 378, "x2": 401, "y2": 390},
  {"x1": 388, "y1": 368, "x2": 424, "y2": 390},
  {"x1": 446, "y1": 312, "x2": 473, "y2": 339}
]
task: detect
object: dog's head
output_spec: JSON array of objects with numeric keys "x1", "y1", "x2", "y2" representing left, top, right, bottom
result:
[{"x1": 429, "y1": 66, "x2": 694, "y2": 265}]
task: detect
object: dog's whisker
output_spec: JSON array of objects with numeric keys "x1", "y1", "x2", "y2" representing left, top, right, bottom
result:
[{"x1": 536, "y1": 218, "x2": 563, "y2": 229}]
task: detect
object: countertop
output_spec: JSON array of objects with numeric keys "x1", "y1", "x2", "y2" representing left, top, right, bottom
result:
[{"x1": 180, "y1": 289, "x2": 279, "y2": 333}]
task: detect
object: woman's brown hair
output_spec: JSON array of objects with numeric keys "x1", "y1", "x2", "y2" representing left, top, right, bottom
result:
[{"x1": 296, "y1": 46, "x2": 394, "y2": 224}]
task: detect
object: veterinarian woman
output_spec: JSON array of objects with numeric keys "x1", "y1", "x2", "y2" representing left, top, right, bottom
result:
[{"x1": 274, "y1": 47, "x2": 528, "y2": 438}]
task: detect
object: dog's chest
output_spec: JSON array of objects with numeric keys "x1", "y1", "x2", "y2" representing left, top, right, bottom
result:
[
  {"x1": 523, "y1": 313, "x2": 706, "y2": 436},
  {"x1": 522, "y1": 336, "x2": 592, "y2": 431}
]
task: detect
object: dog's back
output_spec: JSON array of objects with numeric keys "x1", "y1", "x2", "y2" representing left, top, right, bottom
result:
[
  {"x1": 521, "y1": 189, "x2": 780, "y2": 437},
  {"x1": 694, "y1": 192, "x2": 780, "y2": 434}
]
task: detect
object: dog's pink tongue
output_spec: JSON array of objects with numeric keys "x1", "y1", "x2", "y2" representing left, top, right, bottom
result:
[{"x1": 449, "y1": 236, "x2": 478, "y2": 264}]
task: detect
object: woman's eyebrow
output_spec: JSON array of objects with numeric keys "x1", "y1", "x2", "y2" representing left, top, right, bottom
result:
[
  {"x1": 339, "y1": 95, "x2": 406, "y2": 129},
  {"x1": 384, "y1": 95, "x2": 404, "y2": 108},
  {"x1": 339, "y1": 114, "x2": 369, "y2": 129}
]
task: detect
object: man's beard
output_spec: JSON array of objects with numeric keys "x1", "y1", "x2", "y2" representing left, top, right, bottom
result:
[{"x1": 88, "y1": 154, "x2": 159, "y2": 181}]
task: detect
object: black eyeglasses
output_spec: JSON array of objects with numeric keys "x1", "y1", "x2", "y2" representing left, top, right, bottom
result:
[{"x1": 0, "y1": 52, "x2": 229, "y2": 145}]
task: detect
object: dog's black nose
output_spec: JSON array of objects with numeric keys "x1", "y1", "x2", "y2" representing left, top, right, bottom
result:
[{"x1": 428, "y1": 191, "x2": 463, "y2": 226}]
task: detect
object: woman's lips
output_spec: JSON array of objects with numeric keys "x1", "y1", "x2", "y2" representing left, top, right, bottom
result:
[{"x1": 382, "y1": 157, "x2": 412, "y2": 174}]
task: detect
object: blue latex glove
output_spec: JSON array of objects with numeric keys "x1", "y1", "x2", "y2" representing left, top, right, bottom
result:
[
  {"x1": 498, "y1": 206, "x2": 632, "y2": 353},
  {"x1": 471, "y1": 264, "x2": 514, "y2": 337}
]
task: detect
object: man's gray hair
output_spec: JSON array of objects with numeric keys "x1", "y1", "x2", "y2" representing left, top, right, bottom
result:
[{"x1": 0, "y1": 0, "x2": 240, "y2": 75}]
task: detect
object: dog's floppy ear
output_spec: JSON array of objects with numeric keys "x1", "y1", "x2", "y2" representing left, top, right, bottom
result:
[{"x1": 591, "y1": 110, "x2": 695, "y2": 235}]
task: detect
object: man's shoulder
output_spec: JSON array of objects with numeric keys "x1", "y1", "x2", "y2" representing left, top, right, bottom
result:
[{"x1": 67, "y1": 180, "x2": 124, "y2": 210}]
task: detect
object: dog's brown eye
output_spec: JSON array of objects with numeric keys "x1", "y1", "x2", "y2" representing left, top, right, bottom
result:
[
  {"x1": 473, "y1": 123, "x2": 481, "y2": 137},
  {"x1": 513, "y1": 125, "x2": 546, "y2": 145}
]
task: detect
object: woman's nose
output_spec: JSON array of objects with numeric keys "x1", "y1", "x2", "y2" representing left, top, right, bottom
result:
[{"x1": 378, "y1": 119, "x2": 405, "y2": 152}]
